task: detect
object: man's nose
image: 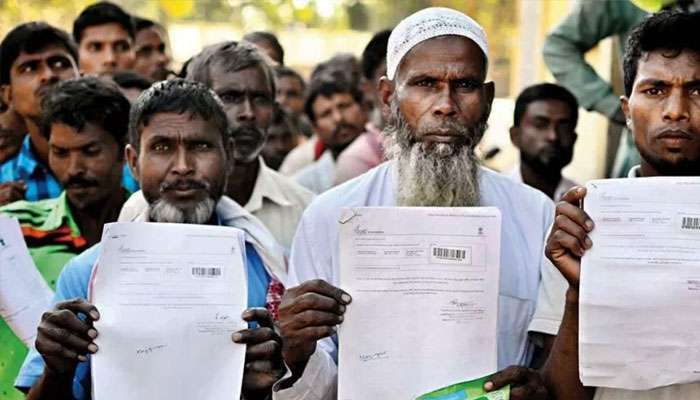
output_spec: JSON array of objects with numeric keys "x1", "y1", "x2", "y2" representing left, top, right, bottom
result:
[
  {"x1": 171, "y1": 146, "x2": 194, "y2": 175},
  {"x1": 663, "y1": 89, "x2": 690, "y2": 123},
  {"x1": 237, "y1": 97, "x2": 255, "y2": 123},
  {"x1": 432, "y1": 87, "x2": 457, "y2": 118}
]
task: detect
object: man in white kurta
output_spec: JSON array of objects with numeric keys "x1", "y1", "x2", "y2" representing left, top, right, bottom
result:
[{"x1": 274, "y1": 7, "x2": 554, "y2": 400}]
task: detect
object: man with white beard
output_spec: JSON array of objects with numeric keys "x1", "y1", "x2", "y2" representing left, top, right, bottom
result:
[
  {"x1": 273, "y1": 7, "x2": 553, "y2": 400},
  {"x1": 18, "y1": 79, "x2": 288, "y2": 400}
]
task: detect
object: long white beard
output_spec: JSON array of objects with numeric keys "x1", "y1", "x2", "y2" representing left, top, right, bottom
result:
[
  {"x1": 385, "y1": 98, "x2": 485, "y2": 207},
  {"x1": 148, "y1": 197, "x2": 216, "y2": 224}
]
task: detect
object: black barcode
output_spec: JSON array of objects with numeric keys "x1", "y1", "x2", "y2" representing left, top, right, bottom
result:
[
  {"x1": 192, "y1": 267, "x2": 222, "y2": 277},
  {"x1": 682, "y1": 217, "x2": 700, "y2": 230},
  {"x1": 433, "y1": 247, "x2": 466, "y2": 260}
]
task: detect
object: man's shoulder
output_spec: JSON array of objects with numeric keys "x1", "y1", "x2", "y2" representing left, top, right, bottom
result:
[
  {"x1": 303, "y1": 162, "x2": 391, "y2": 218},
  {"x1": 481, "y1": 167, "x2": 555, "y2": 216},
  {"x1": 0, "y1": 155, "x2": 20, "y2": 181},
  {"x1": 0, "y1": 196, "x2": 58, "y2": 224},
  {"x1": 279, "y1": 138, "x2": 317, "y2": 175},
  {"x1": 263, "y1": 167, "x2": 315, "y2": 206}
]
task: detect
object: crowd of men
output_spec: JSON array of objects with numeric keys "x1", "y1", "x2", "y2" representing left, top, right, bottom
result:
[{"x1": 1, "y1": 1, "x2": 699, "y2": 399}]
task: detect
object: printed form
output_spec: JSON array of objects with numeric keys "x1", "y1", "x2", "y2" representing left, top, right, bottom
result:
[
  {"x1": 581, "y1": 177, "x2": 700, "y2": 390},
  {"x1": 89, "y1": 222, "x2": 248, "y2": 400},
  {"x1": 337, "y1": 207, "x2": 502, "y2": 400},
  {"x1": 0, "y1": 216, "x2": 53, "y2": 346}
]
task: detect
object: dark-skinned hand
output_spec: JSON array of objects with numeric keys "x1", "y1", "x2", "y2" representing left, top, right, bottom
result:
[
  {"x1": 278, "y1": 279, "x2": 350, "y2": 379},
  {"x1": 0, "y1": 180, "x2": 26, "y2": 206},
  {"x1": 35, "y1": 298, "x2": 99, "y2": 376},
  {"x1": 484, "y1": 365, "x2": 548, "y2": 400},
  {"x1": 233, "y1": 308, "x2": 286, "y2": 399},
  {"x1": 545, "y1": 186, "x2": 594, "y2": 289}
]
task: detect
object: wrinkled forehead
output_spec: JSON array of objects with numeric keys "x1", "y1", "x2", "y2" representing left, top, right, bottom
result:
[
  {"x1": 635, "y1": 48, "x2": 700, "y2": 85},
  {"x1": 395, "y1": 35, "x2": 488, "y2": 82}
]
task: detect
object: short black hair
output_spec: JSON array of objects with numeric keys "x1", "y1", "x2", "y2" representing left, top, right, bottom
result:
[
  {"x1": 128, "y1": 78, "x2": 229, "y2": 149},
  {"x1": 624, "y1": 10, "x2": 700, "y2": 96},
  {"x1": 304, "y1": 77, "x2": 363, "y2": 123},
  {"x1": 187, "y1": 40, "x2": 276, "y2": 94},
  {"x1": 513, "y1": 83, "x2": 579, "y2": 127},
  {"x1": 132, "y1": 16, "x2": 155, "y2": 32},
  {"x1": 73, "y1": 1, "x2": 135, "y2": 44},
  {"x1": 242, "y1": 31, "x2": 284, "y2": 65},
  {"x1": 311, "y1": 53, "x2": 361, "y2": 89},
  {"x1": 40, "y1": 76, "x2": 130, "y2": 146},
  {"x1": 113, "y1": 71, "x2": 152, "y2": 91},
  {"x1": 274, "y1": 65, "x2": 305, "y2": 90},
  {"x1": 361, "y1": 29, "x2": 391, "y2": 81},
  {"x1": 0, "y1": 22, "x2": 78, "y2": 85}
]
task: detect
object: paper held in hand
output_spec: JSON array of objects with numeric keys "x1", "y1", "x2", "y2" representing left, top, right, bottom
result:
[
  {"x1": 0, "y1": 216, "x2": 53, "y2": 347},
  {"x1": 337, "y1": 207, "x2": 502, "y2": 400},
  {"x1": 89, "y1": 222, "x2": 248, "y2": 400},
  {"x1": 580, "y1": 177, "x2": 700, "y2": 390}
]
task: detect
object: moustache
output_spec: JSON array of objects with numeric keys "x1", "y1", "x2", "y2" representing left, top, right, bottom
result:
[
  {"x1": 332, "y1": 123, "x2": 359, "y2": 136},
  {"x1": 64, "y1": 175, "x2": 99, "y2": 189},
  {"x1": 231, "y1": 126, "x2": 264, "y2": 141},
  {"x1": 35, "y1": 83, "x2": 56, "y2": 99},
  {"x1": 160, "y1": 178, "x2": 209, "y2": 192}
]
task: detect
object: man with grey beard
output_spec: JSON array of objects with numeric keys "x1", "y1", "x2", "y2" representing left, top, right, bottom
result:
[
  {"x1": 273, "y1": 7, "x2": 554, "y2": 400},
  {"x1": 19, "y1": 79, "x2": 289, "y2": 400}
]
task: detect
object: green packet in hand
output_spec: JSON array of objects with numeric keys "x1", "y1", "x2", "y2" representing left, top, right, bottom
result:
[{"x1": 416, "y1": 375, "x2": 510, "y2": 400}]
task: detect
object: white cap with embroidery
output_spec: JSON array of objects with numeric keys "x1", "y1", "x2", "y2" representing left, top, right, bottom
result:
[{"x1": 386, "y1": 7, "x2": 489, "y2": 80}]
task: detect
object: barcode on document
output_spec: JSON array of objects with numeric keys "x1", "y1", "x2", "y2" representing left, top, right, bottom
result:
[
  {"x1": 432, "y1": 247, "x2": 466, "y2": 261},
  {"x1": 191, "y1": 267, "x2": 222, "y2": 277},
  {"x1": 682, "y1": 217, "x2": 700, "y2": 230}
]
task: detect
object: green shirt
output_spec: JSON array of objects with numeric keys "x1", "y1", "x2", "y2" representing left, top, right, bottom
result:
[{"x1": 0, "y1": 192, "x2": 88, "y2": 400}]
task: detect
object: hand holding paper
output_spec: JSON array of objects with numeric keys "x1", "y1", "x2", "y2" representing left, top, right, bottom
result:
[{"x1": 90, "y1": 222, "x2": 249, "y2": 400}]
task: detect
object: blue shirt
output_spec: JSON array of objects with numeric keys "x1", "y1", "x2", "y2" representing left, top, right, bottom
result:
[
  {"x1": 15, "y1": 241, "x2": 270, "y2": 398},
  {"x1": 0, "y1": 136, "x2": 61, "y2": 201},
  {"x1": 0, "y1": 137, "x2": 140, "y2": 202}
]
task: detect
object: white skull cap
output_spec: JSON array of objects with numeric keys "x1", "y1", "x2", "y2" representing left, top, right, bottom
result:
[{"x1": 386, "y1": 7, "x2": 489, "y2": 80}]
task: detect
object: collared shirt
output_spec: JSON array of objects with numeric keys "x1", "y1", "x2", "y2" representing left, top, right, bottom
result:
[
  {"x1": 334, "y1": 124, "x2": 385, "y2": 186},
  {"x1": 503, "y1": 164, "x2": 579, "y2": 201},
  {"x1": 528, "y1": 163, "x2": 700, "y2": 400},
  {"x1": 274, "y1": 161, "x2": 555, "y2": 400},
  {"x1": 293, "y1": 151, "x2": 336, "y2": 194},
  {"x1": 280, "y1": 136, "x2": 320, "y2": 176},
  {"x1": 247, "y1": 157, "x2": 314, "y2": 251},
  {"x1": 0, "y1": 136, "x2": 140, "y2": 202},
  {"x1": 0, "y1": 136, "x2": 61, "y2": 201},
  {"x1": 0, "y1": 191, "x2": 90, "y2": 400}
]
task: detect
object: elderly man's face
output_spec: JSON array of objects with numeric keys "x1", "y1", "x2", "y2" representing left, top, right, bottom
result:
[
  {"x1": 126, "y1": 112, "x2": 230, "y2": 224},
  {"x1": 378, "y1": 35, "x2": 493, "y2": 207},
  {"x1": 623, "y1": 49, "x2": 700, "y2": 176},
  {"x1": 384, "y1": 35, "x2": 493, "y2": 154},
  {"x1": 209, "y1": 62, "x2": 274, "y2": 164}
]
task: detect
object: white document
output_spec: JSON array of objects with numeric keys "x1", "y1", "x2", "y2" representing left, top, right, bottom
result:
[
  {"x1": 0, "y1": 216, "x2": 53, "y2": 346},
  {"x1": 580, "y1": 177, "x2": 700, "y2": 390},
  {"x1": 90, "y1": 222, "x2": 248, "y2": 400},
  {"x1": 338, "y1": 207, "x2": 502, "y2": 399}
]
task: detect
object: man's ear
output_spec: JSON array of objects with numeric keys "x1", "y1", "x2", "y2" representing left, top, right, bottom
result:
[
  {"x1": 483, "y1": 81, "x2": 495, "y2": 118},
  {"x1": 620, "y1": 95, "x2": 631, "y2": 128},
  {"x1": 125, "y1": 144, "x2": 139, "y2": 183},
  {"x1": 378, "y1": 76, "x2": 394, "y2": 122},
  {"x1": 509, "y1": 126, "x2": 520, "y2": 147},
  {"x1": 2, "y1": 84, "x2": 11, "y2": 105}
]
